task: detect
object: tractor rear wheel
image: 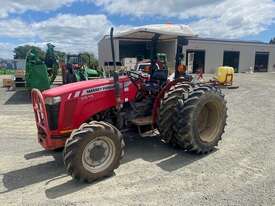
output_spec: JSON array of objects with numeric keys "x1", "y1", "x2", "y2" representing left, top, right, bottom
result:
[
  {"x1": 174, "y1": 85, "x2": 227, "y2": 154},
  {"x1": 63, "y1": 121, "x2": 125, "y2": 182},
  {"x1": 158, "y1": 82, "x2": 192, "y2": 145}
]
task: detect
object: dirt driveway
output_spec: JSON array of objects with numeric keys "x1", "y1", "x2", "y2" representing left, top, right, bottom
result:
[{"x1": 0, "y1": 73, "x2": 274, "y2": 205}]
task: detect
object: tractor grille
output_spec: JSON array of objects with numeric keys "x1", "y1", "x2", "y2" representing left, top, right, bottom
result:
[
  {"x1": 46, "y1": 103, "x2": 60, "y2": 130},
  {"x1": 63, "y1": 99, "x2": 77, "y2": 128}
]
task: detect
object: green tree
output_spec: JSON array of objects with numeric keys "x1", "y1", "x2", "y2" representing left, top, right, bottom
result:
[
  {"x1": 14, "y1": 45, "x2": 45, "y2": 60},
  {"x1": 270, "y1": 38, "x2": 275, "y2": 44},
  {"x1": 89, "y1": 53, "x2": 99, "y2": 67},
  {"x1": 55, "y1": 50, "x2": 66, "y2": 62},
  {"x1": 79, "y1": 52, "x2": 98, "y2": 67}
]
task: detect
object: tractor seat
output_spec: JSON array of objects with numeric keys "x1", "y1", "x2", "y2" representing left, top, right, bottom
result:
[
  {"x1": 145, "y1": 69, "x2": 168, "y2": 94},
  {"x1": 151, "y1": 69, "x2": 168, "y2": 82}
]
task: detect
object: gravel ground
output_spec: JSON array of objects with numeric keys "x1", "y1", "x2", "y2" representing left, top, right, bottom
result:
[{"x1": 0, "y1": 73, "x2": 274, "y2": 206}]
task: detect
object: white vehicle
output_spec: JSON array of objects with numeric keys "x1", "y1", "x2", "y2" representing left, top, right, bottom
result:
[
  {"x1": 122, "y1": 58, "x2": 137, "y2": 70},
  {"x1": 135, "y1": 62, "x2": 160, "y2": 72}
]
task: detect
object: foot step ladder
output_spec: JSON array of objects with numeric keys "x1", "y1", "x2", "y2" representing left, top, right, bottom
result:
[{"x1": 131, "y1": 116, "x2": 158, "y2": 137}]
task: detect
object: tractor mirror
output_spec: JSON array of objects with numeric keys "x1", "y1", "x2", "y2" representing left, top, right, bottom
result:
[
  {"x1": 182, "y1": 39, "x2": 189, "y2": 46},
  {"x1": 179, "y1": 53, "x2": 184, "y2": 59}
]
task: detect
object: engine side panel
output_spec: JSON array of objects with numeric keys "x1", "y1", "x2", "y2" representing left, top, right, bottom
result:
[{"x1": 58, "y1": 77, "x2": 138, "y2": 131}]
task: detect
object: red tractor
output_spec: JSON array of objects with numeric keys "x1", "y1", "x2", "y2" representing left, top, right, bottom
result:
[{"x1": 31, "y1": 28, "x2": 227, "y2": 182}]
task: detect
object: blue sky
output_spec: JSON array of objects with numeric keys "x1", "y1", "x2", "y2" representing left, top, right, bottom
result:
[{"x1": 0, "y1": 0, "x2": 275, "y2": 59}]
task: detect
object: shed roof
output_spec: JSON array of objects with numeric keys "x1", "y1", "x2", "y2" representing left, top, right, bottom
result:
[{"x1": 114, "y1": 24, "x2": 195, "y2": 40}]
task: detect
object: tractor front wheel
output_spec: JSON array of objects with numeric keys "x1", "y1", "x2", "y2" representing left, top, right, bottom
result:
[{"x1": 63, "y1": 121, "x2": 125, "y2": 182}]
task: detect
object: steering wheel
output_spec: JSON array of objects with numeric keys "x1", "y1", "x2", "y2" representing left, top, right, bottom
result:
[
  {"x1": 127, "y1": 70, "x2": 148, "y2": 83},
  {"x1": 127, "y1": 71, "x2": 150, "y2": 96}
]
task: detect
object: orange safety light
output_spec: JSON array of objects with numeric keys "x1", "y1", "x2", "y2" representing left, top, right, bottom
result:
[{"x1": 177, "y1": 64, "x2": 187, "y2": 74}]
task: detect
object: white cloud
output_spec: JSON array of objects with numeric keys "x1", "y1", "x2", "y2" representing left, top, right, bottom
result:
[
  {"x1": 0, "y1": 14, "x2": 115, "y2": 58},
  {"x1": 0, "y1": 19, "x2": 34, "y2": 38},
  {"x1": 92, "y1": 0, "x2": 275, "y2": 38},
  {"x1": 190, "y1": 0, "x2": 275, "y2": 38},
  {"x1": 0, "y1": 0, "x2": 76, "y2": 18},
  {"x1": 32, "y1": 14, "x2": 112, "y2": 54},
  {"x1": 92, "y1": 0, "x2": 221, "y2": 18}
]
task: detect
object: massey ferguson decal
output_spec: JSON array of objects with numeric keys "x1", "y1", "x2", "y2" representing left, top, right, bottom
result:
[
  {"x1": 67, "y1": 81, "x2": 133, "y2": 100},
  {"x1": 82, "y1": 84, "x2": 114, "y2": 96}
]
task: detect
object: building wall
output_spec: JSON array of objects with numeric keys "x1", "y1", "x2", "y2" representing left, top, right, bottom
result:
[
  {"x1": 98, "y1": 36, "x2": 275, "y2": 73},
  {"x1": 98, "y1": 38, "x2": 178, "y2": 70},
  {"x1": 183, "y1": 39, "x2": 275, "y2": 73},
  {"x1": 98, "y1": 37, "x2": 120, "y2": 66},
  {"x1": 157, "y1": 40, "x2": 177, "y2": 72}
]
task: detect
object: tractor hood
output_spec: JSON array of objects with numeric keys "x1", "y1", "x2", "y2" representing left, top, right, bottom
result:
[{"x1": 42, "y1": 76, "x2": 129, "y2": 97}]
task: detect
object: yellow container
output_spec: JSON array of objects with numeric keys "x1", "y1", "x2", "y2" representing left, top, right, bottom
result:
[{"x1": 215, "y1": 66, "x2": 234, "y2": 84}]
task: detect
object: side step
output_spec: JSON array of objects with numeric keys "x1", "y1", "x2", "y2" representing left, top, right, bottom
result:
[{"x1": 131, "y1": 116, "x2": 157, "y2": 137}]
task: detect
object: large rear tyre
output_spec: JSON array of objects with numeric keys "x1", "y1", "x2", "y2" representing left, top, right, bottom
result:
[
  {"x1": 158, "y1": 82, "x2": 192, "y2": 144},
  {"x1": 174, "y1": 85, "x2": 227, "y2": 154},
  {"x1": 63, "y1": 121, "x2": 125, "y2": 182}
]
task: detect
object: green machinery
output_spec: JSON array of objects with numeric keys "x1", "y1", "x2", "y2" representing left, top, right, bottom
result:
[
  {"x1": 157, "y1": 53, "x2": 167, "y2": 64},
  {"x1": 25, "y1": 43, "x2": 59, "y2": 91},
  {"x1": 25, "y1": 44, "x2": 102, "y2": 89},
  {"x1": 45, "y1": 43, "x2": 59, "y2": 83},
  {"x1": 64, "y1": 54, "x2": 102, "y2": 84}
]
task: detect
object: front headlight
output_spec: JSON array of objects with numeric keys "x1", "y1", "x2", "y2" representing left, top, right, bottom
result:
[{"x1": 45, "y1": 96, "x2": 61, "y2": 105}]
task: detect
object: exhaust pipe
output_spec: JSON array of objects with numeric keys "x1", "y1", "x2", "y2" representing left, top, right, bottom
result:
[{"x1": 110, "y1": 27, "x2": 121, "y2": 110}]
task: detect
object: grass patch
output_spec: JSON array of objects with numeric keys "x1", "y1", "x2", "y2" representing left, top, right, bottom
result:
[{"x1": 0, "y1": 68, "x2": 15, "y2": 75}]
